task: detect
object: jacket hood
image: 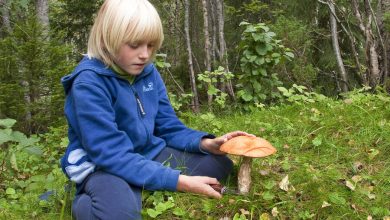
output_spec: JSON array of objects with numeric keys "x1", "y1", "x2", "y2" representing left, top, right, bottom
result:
[{"x1": 61, "y1": 57, "x2": 155, "y2": 94}]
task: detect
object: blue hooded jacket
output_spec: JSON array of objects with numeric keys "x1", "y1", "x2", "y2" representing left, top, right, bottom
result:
[{"x1": 60, "y1": 57, "x2": 210, "y2": 191}]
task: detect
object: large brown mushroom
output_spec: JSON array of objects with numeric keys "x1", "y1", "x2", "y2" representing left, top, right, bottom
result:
[{"x1": 220, "y1": 136, "x2": 277, "y2": 194}]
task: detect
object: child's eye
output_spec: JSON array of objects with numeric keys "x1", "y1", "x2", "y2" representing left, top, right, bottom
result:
[
  {"x1": 147, "y1": 44, "x2": 155, "y2": 49},
  {"x1": 128, "y1": 43, "x2": 139, "y2": 49}
]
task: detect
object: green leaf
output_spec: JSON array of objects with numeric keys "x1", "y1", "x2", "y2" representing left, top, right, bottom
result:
[
  {"x1": 285, "y1": 51, "x2": 295, "y2": 58},
  {"x1": 155, "y1": 200, "x2": 174, "y2": 212},
  {"x1": 312, "y1": 137, "x2": 322, "y2": 147},
  {"x1": 10, "y1": 153, "x2": 18, "y2": 171},
  {"x1": 6, "y1": 188, "x2": 16, "y2": 195},
  {"x1": 0, "y1": 118, "x2": 17, "y2": 128},
  {"x1": 255, "y1": 45, "x2": 267, "y2": 55},
  {"x1": 24, "y1": 146, "x2": 43, "y2": 155},
  {"x1": 262, "y1": 191, "x2": 275, "y2": 200},
  {"x1": 241, "y1": 93, "x2": 253, "y2": 102},
  {"x1": 147, "y1": 208, "x2": 161, "y2": 218},
  {"x1": 173, "y1": 207, "x2": 186, "y2": 216},
  {"x1": 263, "y1": 180, "x2": 276, "y2": 190},
  {"x1": 0, "y1": 130, "x2": 12, "y2": 145},
  {"x1": 328, "y1": 193, "x2": 346, "y2": 205}
]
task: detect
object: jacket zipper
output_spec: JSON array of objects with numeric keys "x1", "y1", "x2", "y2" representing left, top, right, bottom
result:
[
  {"x1": 129, "y1": 85, "x2": 146, "y2": 117},
  {"x1": 129, "y1": 83, "x2": 151, "y2": 145}
]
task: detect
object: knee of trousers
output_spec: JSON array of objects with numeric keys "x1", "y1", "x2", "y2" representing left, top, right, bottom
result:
[
  {"x1": 74, "y1": 171, "x2": 142, "y2": 220},
  {"x1": 199, "y1": 155, "x2": 234, "y2": 180}
]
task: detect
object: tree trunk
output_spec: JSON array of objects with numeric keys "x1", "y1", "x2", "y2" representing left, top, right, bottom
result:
[
  {"x1": 328, "y1": 0, "x2": 348, "y2": 92},
  {"x1": 215, "y1": 0, "x2": 235, "y2": 99},
  {"x1": 35, "y1": 0, "x2": 49, "y2": 30},
  {"x1": 201, "y1": 0, "x2": 213, "y2": 106},
  {"x1": 377, "y1": 0, "x2": 389, "y2": 83},
  {"x1": 0, "y1": 0, "x2": 11, "y2": 33},
  {"x1": 184, "y1": 0, "x2": 199, "y2": 113},
  {"x1": 352, "y1": 0, "x2": 381, "y2": 88},
  {"x1": 210, "y1": 0, "x2": 219, "y2": 66}
]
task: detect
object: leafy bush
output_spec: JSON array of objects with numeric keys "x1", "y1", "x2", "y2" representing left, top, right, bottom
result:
[{"x1": 237, "y1": 21, "x2": 294, "y2": 109}]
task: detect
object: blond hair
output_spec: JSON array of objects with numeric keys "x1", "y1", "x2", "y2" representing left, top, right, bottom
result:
[{"x1": 87, "y1": 0, "x2": 164, "y2": 66}]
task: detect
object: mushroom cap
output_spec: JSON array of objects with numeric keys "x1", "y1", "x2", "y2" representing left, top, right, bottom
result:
[{"x1": 220, "y1": 136, "x2": 277, "y2": 158}]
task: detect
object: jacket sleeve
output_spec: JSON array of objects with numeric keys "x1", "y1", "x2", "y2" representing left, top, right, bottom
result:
[
  {"x1": 70, "y1": 75, "x2": 180, "y2": 191},
  {"x1": 153, "y1": 71, "x2": 211, "y2": 153}
]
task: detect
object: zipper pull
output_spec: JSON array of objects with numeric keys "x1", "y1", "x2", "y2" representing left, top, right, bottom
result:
[{"x1": 130, "y1": 85, "x2": 146, "y2": 117}]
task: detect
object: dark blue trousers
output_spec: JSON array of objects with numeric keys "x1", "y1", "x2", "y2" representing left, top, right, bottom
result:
[{"x1": 72, "y1": 147, "x2": 233, "y2": 220}]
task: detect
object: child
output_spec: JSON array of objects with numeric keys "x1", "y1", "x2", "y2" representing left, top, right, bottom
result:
[{"x1": 60, "y1": 0, "x2": 253, "y2": 219}]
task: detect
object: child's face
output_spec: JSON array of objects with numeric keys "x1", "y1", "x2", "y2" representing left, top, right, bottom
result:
[{"x1": 115, "y1": 42, "x2": 154, "y2": 75}]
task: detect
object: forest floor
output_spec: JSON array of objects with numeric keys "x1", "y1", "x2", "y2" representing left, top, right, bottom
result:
[{"x1": 1, "y1": 91, "x2": 389, "y2": 219}]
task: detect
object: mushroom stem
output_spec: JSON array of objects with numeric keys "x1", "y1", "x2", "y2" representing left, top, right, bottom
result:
[{"x1": 238, "y1": 156, "x2": 252, "y2": 194}]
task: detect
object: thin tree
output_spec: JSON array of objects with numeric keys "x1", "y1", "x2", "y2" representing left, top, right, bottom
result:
[
  {"x1": 376, "y1": 0, "x2": 389, "y2": 83},
  {"x1": 351, "y1": 0, "x2": 381, "y2": 88},
  {"x1": 201, "y1": 0, "x2": 213, "y2": 106},
  {"x1": 328, "y1": 0, "x2": 348, "y2": 92},
  {"x1": 215, "y1": 0, "x2": 235, "y2": 99},
  {"x1": 35, "y1": 0, "x2": 49, "y2": 29},
  {"x1": 184, "y1": 0, "x2": 199, "y2": 112},
  {"x1": 0, "y1": 0, "x2": 11, "y2": 33}
]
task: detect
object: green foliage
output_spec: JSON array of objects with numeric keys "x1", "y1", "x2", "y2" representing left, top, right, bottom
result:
[
  {"x1": 50, "y1": 0, "x2": 103, "y2": 59},
  {"x1": 168, "y1": 92, "x2": 193, "y2": 112},
  {"x1": 0, "y1": 12, "x2": 73, "y2": 134},
  {"x1": 384, "y1": 12, "x2": 390, "y2": 33},
  {"x1": 198, "y1": 66, "x2": 234, "y2": 109},
  {"x1": 270, "y1": 16, "x2": 318, "y2": 88},
  {"x1": 0, "y1": 120, "x2": 70, "y2": 219},
  {"x1": 142, "y1": 191, "x2": 186, "y2": 219},
  {"x1": 237, "y1": 21, "x2": 294, "y2": 109},
  {"x1": 277, "y1": 84, "x2": 328, "y2": 104}
]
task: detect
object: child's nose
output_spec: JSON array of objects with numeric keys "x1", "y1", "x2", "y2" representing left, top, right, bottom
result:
[{"x1": 139, "y1": 45, "x2": 150, "y2": 59}]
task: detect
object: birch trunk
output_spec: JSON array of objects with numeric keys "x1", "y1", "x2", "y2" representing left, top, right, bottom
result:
[
  {"x1": 201, "y1": 0, "x2": 213, "y2": 106},
  {"x1": 215, "y1": 0, "x2": 235, "y2": 99},
  {"x1": 352, "y1": 0, "x2": 381, "y2": 88},
  {"x1": 35, "y1": 0, "x2": 49, "y2": 32},
  {"x1": 329, "y1": 0, "x2": 348, "y2": 92},
  {"x1": 184, "y1": 0, "x2": 199, "y2": 112},
  {"x1": 377, "y1": 0, "x2": 389, "y2": 82},
  {"x1": 0, "y1": 0, "x2": 11, "y2": 33},
  {"x1": 210, "y1": 0, "x2": 218, "y2": 66}
]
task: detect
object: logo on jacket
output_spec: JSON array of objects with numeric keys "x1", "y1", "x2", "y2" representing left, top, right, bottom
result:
[{"x1": 143, "y1": 82, "x2": 154, "y2": 92}]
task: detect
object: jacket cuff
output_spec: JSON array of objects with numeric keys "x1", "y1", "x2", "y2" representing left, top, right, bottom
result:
[
  {"x1": 199, "y1": 134, "x2": 216, "y2": 154},
  {"x1": 163, "y1": 169, "x2": 181, "y2": 191}
]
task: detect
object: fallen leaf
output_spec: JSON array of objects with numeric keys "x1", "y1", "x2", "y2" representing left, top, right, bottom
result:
[
  {"x1": 344, "y1": 98, "x2": 353, "y2": 104},
  {"x1": 383, "y1": 216, "x2": 390, "y2": 220},
  {"x1": 345, "y1": 180, "x2": 356, "y2": 191},
  {"x1": 351, "y1": 175, "x2": 362, "y2": 183},
  {"x1": 279, "y1": 175, "x2": 294, "y2": 192},
  {"x1": 367, "y1": 193, "x2": 376, "y2": 200},
  {"x1": 228, "y1": 199, "x2": 235, "y2": 204},
  {"x1": 367, "y1": 215, "x2": 373, "y2": 220},
  {"x1": 271, "y1": 207, "x2": 279, "y2": 217},
  {"x1": 368, "y1": 149, "x2": 379, "y2": 160},
  {"x1": 240, "y1": 209, "x2": 249, "y2": 215},
  {"x1": 260, "y1": 213, "x2": 271, "y2": 220},
  {"x1": 259, "y1": 169, "x2": 270, "y2": 176},
  {"x1": 321, "y1": 201, "x2": 331, "y2": 208},
  {"x1": 283, "y1": 144, "x2": 290, "y2": 149}
]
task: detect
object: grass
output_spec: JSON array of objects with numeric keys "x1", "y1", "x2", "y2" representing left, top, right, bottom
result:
[{"x1": 0, "y1": 91, "x2": 389, "y2": 219}]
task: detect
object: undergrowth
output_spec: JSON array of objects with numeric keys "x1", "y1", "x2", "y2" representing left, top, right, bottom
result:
[{"x1": 0, "y1": 91, "x2": 389, "y2": 219}]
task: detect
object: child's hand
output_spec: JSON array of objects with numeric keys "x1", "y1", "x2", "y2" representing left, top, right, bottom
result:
[
  {"x1": 176, "y1": 175, "x2": 222, "y2": 199},
  {"x1": 200, "y1": 131, "x2": 255, "y2": 155}
]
